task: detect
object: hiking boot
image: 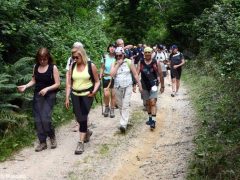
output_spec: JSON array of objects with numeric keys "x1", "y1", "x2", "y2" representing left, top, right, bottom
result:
[
  {"x1": 119, "y1": 126, "x2": 126, "y2": 134},
  {"x1": 75, "y1": 142, "x2": 84, "y2": 155},
  {"x1": 110, "y1": 108, "x2": 115, "y2": 118},
  {"x1": 103, "y1": 106, "x2": 110, "y2": 117},
  {"x1": 50, "y1": 137, "x2": 57, "y2": 149},
  {"x1": 150, "y1": 120, "x2": 156, "y2": 129},
  {"x1": 84, "y1": 129, "x2": 93, "y2": 143},
  {"x1": 35, "y1": 143, "x2": 47, "y2": 152}
]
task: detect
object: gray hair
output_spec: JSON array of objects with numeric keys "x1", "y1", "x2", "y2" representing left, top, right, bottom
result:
[{"x1": 72, "y1": 42, "x2": 83, "y2": 48}]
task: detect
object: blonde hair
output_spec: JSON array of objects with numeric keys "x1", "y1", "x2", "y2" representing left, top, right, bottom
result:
[{"x1": 71, "y1": 46, "x2": 88, "y2": 65}]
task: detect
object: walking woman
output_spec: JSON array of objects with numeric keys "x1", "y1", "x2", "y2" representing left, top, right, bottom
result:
[
  {"x1": 110, "y1": 47, "x2": 142, "y2": 133},
  {"x1": 65, "y1": 46, "x2": 100, "y2": 155},
  {"x1": 169, "y1": 45, "x2": 185, "y2": 97},
  {"x1": 100, "y1": 43, "x2": 116, "y2": 118},
  {"x1": 17, "y1": 48, "x2": 60, "y2": 152}
]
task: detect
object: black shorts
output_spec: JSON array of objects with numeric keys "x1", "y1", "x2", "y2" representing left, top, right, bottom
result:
[
  {"x1": 171, "y1": 67, "x2": 182, "y2": 80},
  {"x1": 163, "y1": 71, "x2": 167, "y2": 78},
  {"x1": 102, "y1": 78, "x2": 114, "y2": 89}
]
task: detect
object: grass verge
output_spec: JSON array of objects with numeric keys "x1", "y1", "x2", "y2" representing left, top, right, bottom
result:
[{"x1": 183, "y1": 60, "x2": 240, "y2": 179}]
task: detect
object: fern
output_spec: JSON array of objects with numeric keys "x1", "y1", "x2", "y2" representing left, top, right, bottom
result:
[{"x1": 14, "y1": 57, "x2": 34, "y2": 70}]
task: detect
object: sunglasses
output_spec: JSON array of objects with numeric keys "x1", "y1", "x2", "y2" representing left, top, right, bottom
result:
[
  {"x1": 72, "y1": 56, "x2": 80, "y2": 60},
  {"x1": 144, "y1": 52, "x2": 152, "y2": 54},
  {"x1": 115, "y1": 54, "x2": 123, "y2": 58}
]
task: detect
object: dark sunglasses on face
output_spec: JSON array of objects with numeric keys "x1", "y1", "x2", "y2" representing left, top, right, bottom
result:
[
  {"x1": 72, "y1": 56, "x2": 80, "y2": 60},
  {"x1": 115, "y1": 54, "x2": 123, "y2": 58}
]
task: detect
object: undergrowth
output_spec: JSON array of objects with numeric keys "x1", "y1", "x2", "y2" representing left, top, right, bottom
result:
[{"x1": 183, "y1": 59, "x2": 240, "y2": 179}]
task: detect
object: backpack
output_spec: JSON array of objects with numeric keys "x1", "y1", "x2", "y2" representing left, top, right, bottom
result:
[
  {"x1": 153, "y1": 51, "x2": 167, "y2": 61},
  {"x1": 140, "y1": 59, "x2": 159, "y2": 90},
  {"x1": 124, "y1": 49, "x2": 133, "y2": 59},
  {"x1": 71, "y1": 61, "x2": 100, "y2": 95}
]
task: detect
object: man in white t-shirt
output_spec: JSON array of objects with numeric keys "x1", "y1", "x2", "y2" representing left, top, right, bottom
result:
[{"x1": 153, "y1": 44, "x2": 168, "y2": 78}]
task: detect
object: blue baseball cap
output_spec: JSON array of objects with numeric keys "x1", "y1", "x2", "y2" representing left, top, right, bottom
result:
[{"x1": 171, "y1": 45, "x2": 178, "y2": 49}]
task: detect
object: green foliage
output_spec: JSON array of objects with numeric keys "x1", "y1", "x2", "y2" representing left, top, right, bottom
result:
[
  {"x1": 0, "y1": 0, "x2": 109, "y2": 161},
  {"x1": 184, "y1": 59, "x2": 240, "y2": 179},
  {"x1": 193, "y1": 1, "x2": 240, "y2": 79}
]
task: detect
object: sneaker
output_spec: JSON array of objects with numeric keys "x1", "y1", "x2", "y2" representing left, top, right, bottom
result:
[
  {"x1": 146, "y1": 117, "x2": 152, "y2": 125},
  {"x1": 110, "y1": 108, "x2": 115, "y2": 118},
  {"x1": 146, "y1": 120, "x2": 151, "y2": 125},
  {"x1": 50, "y1": 137, "x2": 57, "y2": 149},
  {"x1": 75, "y1": 142, "x2": 84, "y2": 155},
  {"x1": 35, "y1": 143, "x2": 47, "y2": 152},
  {"x1": 103, "y1": 106, "x2": 110, "y2": 117},
  {"x1": 150, "y1": 120, "x2": 156, "y2": 129},
  {"x1": 171, "y1": 93, "x2": 175, "y2": 97},
  {"x1": 119, "y1": 126, "x2": 126, "y2": 134},
  {"x1": 84, "y1": 129, "x2": 93, "y2": 143}
]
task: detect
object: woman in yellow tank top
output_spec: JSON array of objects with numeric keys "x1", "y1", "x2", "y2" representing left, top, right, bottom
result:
[{"x1": 65, "y1": 46, "x2": 100, "y2": 155}]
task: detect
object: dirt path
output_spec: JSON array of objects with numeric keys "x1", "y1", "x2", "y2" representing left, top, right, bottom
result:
[{"x1": 0, "y1": 82, "x2": 196, "y2": 180}]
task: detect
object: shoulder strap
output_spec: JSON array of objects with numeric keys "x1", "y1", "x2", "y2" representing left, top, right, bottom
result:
[
  {"x1": 153, "y1": 52, "x2": 157, "y2": 61},
  {"x1": 140, "y1": 59, "x2": 145, "y2": 72},
  {"x1": 124, "y1": 58, "x2": 131, "y2": 69},
  {"x1": 33, "y1": 63, "x2": 39, "y2": 76},
  {"x1": 71, "y1": 62, "x2": 77, "y2": 82},
  {"x1": 102, "y1": 54, "x2": 106, "y2": 64},
  {"x1": 163, "y1": 52, "x2": 167, "y2": 60},
  {"x1": 49, "y1": 64, "x2": 54, "y2": 80},
  {"x1": 87, "y1": 61, "x2": 95, "y2": 84}
]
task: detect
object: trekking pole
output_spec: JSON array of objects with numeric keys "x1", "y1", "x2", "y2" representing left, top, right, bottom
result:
[{"x1": 99, "y1": 79, "x2": 104, "y2": 115}]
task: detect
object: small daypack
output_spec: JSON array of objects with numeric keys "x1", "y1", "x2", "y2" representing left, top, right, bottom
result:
[{"x1": 71, "y1": 61, "x2": 100, "y2": 95}]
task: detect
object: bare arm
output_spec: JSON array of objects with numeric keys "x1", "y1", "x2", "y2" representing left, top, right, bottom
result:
[
  {"x1": 89, "y1": 63, "x2": 100, "y2": 96},
  {"x1": 65, "y1": 65, "x2": 72, "y2": 109},
  {"x1": 110, "y1": 59, "x2": 122, "y2": 77},
  {"x1": 99, "y1": 63, "x2": 105, "y2": 80},
  {"x1": 130, "y1": 63, "x2": 142, "y2": 92},
  {"x1": 157, "y1": 61, "x2": 165, "y2": 93},
  {"x1": 17, "y1": 66, "x2": 36, "y2": 93}
]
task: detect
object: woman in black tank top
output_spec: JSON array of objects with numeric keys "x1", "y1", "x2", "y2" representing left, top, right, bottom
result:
[{"x1": 17, "y1": 48, "x2": 60, "y2": 152}]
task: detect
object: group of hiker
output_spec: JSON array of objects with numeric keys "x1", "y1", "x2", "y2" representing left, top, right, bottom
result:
[{"x1": 17, "y1": 38, "x2": 185, "y2": 155}]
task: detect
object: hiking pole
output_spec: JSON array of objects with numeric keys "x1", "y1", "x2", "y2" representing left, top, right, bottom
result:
[{"x1": 99, "y1": 78, "x2": 104, "y2": 115}]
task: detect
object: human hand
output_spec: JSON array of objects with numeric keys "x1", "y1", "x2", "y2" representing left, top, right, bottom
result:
[
  {"x1": 65, "y1": 98, "x2": 70, "y2": 109},
  {"x1": 17, "y1": 85, "x2": 27, "y2": 93},
  {"x1": 160, "y1": 87, "x2": 164, "y2": 93},
  {"x1": 133, "y1": 85, "x2": 137, "y2": 93},
  {"x1": 138, "y1": 85, "x2": 143, "y2": 93},
  {"x1": 88, "y1": 92, "x2": 96, "y2": 97},
  {"x1": 117, "y1": 58, "x2": 124, "y2": 66},
  {"x1": 39, "y1": 88, "x2": 48, "y2": 96}
]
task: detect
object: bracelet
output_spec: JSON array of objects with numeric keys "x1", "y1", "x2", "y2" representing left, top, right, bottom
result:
[{"x1": 25, "y1": 84, "x2": 28, "y2": 88}]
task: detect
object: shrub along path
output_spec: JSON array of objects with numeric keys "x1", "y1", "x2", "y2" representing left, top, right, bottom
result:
[{"x1": 0, "y1": 81, "x2": 196, "y2": 180}]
